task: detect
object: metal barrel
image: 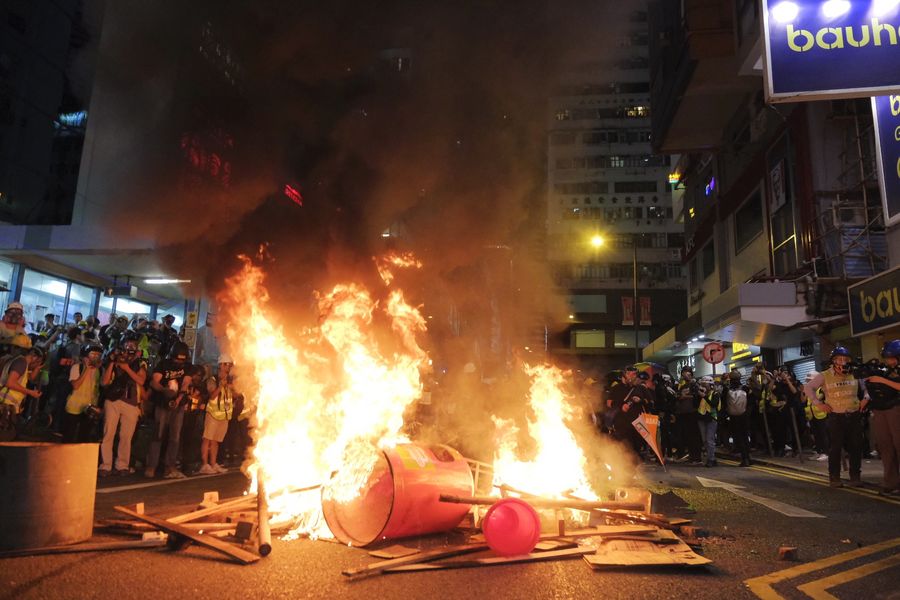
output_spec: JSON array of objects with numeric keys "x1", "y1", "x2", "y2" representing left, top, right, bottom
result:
[{"x1": 0, "y1": 442, "x2": 98, "y2": 550}]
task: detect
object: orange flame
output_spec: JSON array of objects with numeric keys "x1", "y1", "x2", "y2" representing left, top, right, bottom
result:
[
  {"x1": 491, "y1": 363, "x2": 599, "y2": 500},
  {"x1": 219, "y1": 252, "x2": 428, "y2": 537},
  {"x1": 374, "y1": 251, "x2": 423, "y2": 285}
]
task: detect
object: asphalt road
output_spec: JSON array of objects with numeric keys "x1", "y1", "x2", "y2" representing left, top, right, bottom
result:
[{"x1": 1, "y1": 461, "x2": 899, "y2": 600}]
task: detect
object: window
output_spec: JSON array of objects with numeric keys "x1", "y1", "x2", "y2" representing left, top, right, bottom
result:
[
  {"x1": 574, "y1": 330, "x2": 606, "y2": 348},
  {"x1": 157, "y1": 299, "x2": 185, "y2": 328},
  {"x1": 114, "y1": 298, "x2": 152, "y2": 320},
  {"x1": 98, "y1": 295, "x2": 115, "y2": 327},
  {"x1": 20, "y1": 270, "x2": 68, "y2": 332},
  {"x1": 67, "y1": 283, "x2": 95, "y2": 326},
  {"x1": 614, "y1": 181, "x2": 657, "y2": 193},
  {"x1": 550, "y1": 132, "x2": 576, "y2": 145},
  {"x1": 0, "y1": 261, "x2": 13, "y2": 314},
  {"x1": 734, "y1": 190, "x2": 764, "y2": 252},
  {"x1": 568, "y1": 294, "x2": 607, "y2": 313},
  {"x1": 613, "y1": 329, "x2": 650, "y2": 348},
  {"x1": 702, "y1": 242, "x2": 716, "y2": 280}
]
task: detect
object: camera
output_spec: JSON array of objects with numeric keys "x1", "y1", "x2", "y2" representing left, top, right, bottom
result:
[
  {"x1": 83, "y1": 404, "x2": 102, "y2": 422},
  {"x1": 849, "y1": 359, "x2": 886, "y2": 380}
]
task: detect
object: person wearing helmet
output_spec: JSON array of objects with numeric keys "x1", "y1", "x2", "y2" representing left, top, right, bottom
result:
[
  {"x1": 145, "y1": 341, "x2": 193, "y2": 479},
  {"x1": 61, "y1": 341, "x2": 104, "y2": 443},
  {"x1": 674, "y1": 366, "x2": 702, "y2": 464},
  {"x1": 98, "y1": 336, "x2": 147, "y2": 476},
  {"x1": 696, "y1": 375, "x2": 721, "y2": 467},
  {"x1": 0, "y1": 334, "x2": 43, "y2": 422},
  {"x1": 863, "y1": 340, "x2": 900, "y2": 494},
  {"x1": 199, "y1": 354, "x2": 234, "y2": 474},
  {"x1": 0, "y1": 302, "x2": 26, "y2": 345},
  {"x1": 802, "y1": 371, "x2": 829, "y2": 461},
  {"x1": 803, "y1": 346, "x2": 871, "y2": 487}
]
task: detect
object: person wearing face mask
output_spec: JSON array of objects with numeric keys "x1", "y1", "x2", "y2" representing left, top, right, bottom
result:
[
  {"x1": 0, "y1": 302, "x2": 26, "y2": 345},
  {"x1": 804, "y1": 346, "x2": 870, "y2": 488},
  {"x1": 98, "y1": 336, "x2": 147, "y2": 476},
  {"x1": 0, "y1": 335, "x2": 45, "y2": 438},
  {"x1": 145, "y1": 341, "x2": 192, "y2": 479}
]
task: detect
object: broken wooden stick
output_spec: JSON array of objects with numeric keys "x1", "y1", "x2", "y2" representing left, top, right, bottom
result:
[
  {"x1": 384, "y1": 547, "x2": 596, "y2": 572},
  {"x1": 257, "y1": 473, "x2": 272, "y2": 557},
  {"x1": 114, "y1": 505, "x2": 260, "y2": 565},
  {"x1": 0, "y1": 538, "x2": 167, "y2": 559},
  {"x1": 343, "y1": 543, "x2": 487, "y2": 579},
  {"x1": 168, "y1": 494, "x2": 258, "y2": 524}
]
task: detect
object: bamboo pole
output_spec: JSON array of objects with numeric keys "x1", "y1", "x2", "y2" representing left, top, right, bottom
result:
[
  {"x1": 257, "y1": 473, "x2": 272, "y2": 557},
  {"x1": 438, "y1": 494, "x2": 645, "y2": 512}
]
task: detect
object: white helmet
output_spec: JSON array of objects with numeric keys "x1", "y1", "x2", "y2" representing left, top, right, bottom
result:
[
  {"x1": 699, "y1": 375, "x2": 714, "y2": 385},
  {"x1": 805, "y1": 370, "x2": 819, "y2": 382},
  {"x1": 218, "y1": 353, "x2": 233, "y2": 365}
]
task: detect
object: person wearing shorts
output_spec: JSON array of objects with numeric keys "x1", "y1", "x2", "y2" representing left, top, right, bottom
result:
[{"x1": 198, "y1": 355, "x2": 233, "y2": 474}]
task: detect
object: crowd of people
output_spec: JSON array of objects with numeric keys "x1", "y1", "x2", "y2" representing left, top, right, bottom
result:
[
  {"x1": 599, "y1": 342, "x2": 900, "y2": 495},
  {"x1": 0, "y1": 301, "x2": 253, "y2": 480}
]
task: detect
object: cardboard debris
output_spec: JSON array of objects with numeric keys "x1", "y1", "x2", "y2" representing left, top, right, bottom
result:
[{"x1": 584, "y1": 538, "x2": 712, "y2": 568}]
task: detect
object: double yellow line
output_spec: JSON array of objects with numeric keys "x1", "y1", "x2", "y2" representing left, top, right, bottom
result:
[
  {"x1": 745, "y1": 537, "x2": 900, "y2": 599},
  {"x1": 717, "y1": 458, "x2": 900, "y2": 507}
]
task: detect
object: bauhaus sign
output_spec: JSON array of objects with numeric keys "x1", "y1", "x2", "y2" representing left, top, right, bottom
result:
[
  {"x1": 872, "y1": 95, "x2": 900, "y2": 227},
  {"x1": 762, "y1": 1, "x2": 900, "y2": 102},
  {"x1": 848, "y1": 264, "x2": 900, "y2": 336}
]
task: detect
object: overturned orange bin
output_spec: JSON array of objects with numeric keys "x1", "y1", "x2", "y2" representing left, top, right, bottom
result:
[{"x1": 322, "y1": 443, "x2": 473, "y2": 546}]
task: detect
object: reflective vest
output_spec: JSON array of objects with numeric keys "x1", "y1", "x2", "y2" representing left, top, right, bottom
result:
[
  {"x1": 698, "y1": 389, "x2": 720, "y2": 417},
  {"x1": 821, "y1": 370, "x2": 860, "y2": 413},
  {"x1": 66, "y1": 366, "x2": 100, "y2": 415},
  {"x1": 207, "y1": 384, "x2": 233, "y2": 421},
  {"x1": 804, "y1": 387, "x2": 827, "y2": 420},
  {"x1": 0, "y1": 366, "x2": 30, "y2": 413}
]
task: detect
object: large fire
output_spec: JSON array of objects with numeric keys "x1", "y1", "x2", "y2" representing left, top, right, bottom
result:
[{"x1": 219, "y1": 249, "x2": 606, "y2": 539}]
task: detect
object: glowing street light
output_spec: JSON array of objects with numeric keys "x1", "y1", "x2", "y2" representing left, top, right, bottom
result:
[{"x1": 590, "y1": 235, "x2": 604, "y2": 248}]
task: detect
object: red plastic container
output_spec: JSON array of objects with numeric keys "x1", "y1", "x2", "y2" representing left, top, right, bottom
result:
[
  {"x1": 322, "y1": 443, "x2": 473, "y2": 546},
  {"x1": 482, "y1": 497, "x2": 541, "y2": 556}
]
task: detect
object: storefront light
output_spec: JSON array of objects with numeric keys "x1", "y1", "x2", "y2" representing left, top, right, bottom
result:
[
  {"x1": 822, "y1": 0, "x2": 850, "y2": 18},
  {"x1": 144, "y1": 278, "x2": 191, "y2": 285},
  {"x1": 872, "y1": 0, "x2": 900, "y2": 16},
  {"x1": 771, "y1": 1, "x2": 799, "y2": 23}
]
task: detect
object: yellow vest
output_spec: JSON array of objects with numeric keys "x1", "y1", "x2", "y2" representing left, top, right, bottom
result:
[
  {"x1": 804, "y1": 388, "x2": 827, "y2": 420},
  {"x1": 0, "y1": 366, "x2": 30, "y2": 413},
  {"x1": 66, "y1": 366, "x2": 100, "y2": 415},
  {"x1": 698, "y1": 389, "x2": 720, "y2": 416},
  {"x1": 207, "y1": 385, "x2": 233, "y2": 421},
  {"x1": 821, "y1": 370, "x2": 860, "y2": 413}
]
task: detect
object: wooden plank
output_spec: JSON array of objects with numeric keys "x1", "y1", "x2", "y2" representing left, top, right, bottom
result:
[
  {"x1": 439, "y1": 494, "x2": 646, "y2": 512},
  {"x1": 342, "y1": 543, "x2": 487, "y2": 578},
  {"x1": 167, "y1": 494, "x2": 257, "y2": 524},
  {"x1": 114, "y1": 505, "x2": 260, "y2": 565},
  {"x1": 368, "y1": 545, "x2": 421, "y2": 559},
  {"x1": 0, "y1": 539, "x2": 167, "y2": 558},
  {"x1": 384, "y1": 547, "x2": 595, "y2": 572}
]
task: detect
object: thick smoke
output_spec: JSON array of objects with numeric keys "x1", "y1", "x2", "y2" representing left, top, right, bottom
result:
[{"x1": 80, "y1": 0, "x2": 644, "y2": 486}]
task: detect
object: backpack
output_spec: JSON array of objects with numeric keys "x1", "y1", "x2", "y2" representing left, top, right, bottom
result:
[{"x1": 726, "y1": 387, "x2": 748, "y2": 416}]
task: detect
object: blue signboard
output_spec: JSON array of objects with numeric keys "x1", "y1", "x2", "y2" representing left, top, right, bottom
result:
[
  {"x1": 762, "y1": 1, "x2": 900, "y2": 102},
  {"x1": 872, "y1": 95, "x2": 900, "y2": 227},
  {"x1": 848, "y1": 265, "x2": 900, "y2": 336}
]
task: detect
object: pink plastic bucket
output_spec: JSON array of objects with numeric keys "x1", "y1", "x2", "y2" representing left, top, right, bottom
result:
[
  {"x1": 482, "y1": 497, "x2": 541, "y2": 556},
  {"x1": 322, "y1": 443, "x2": 473, "y2": 546}
]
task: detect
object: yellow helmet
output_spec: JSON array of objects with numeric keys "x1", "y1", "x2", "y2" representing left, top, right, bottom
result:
[{"x1": 10, "y1": 334, "x2": 32, "y2": 349}]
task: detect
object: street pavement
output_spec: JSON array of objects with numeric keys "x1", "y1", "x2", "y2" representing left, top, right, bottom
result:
[{"x1": 1, "y1": 460, "x2": 899, "y2": 600}]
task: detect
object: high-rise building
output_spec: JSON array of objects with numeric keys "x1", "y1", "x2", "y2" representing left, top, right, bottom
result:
[{"x1": 545, "y1": 8, "x2": 686, "y2": 371}]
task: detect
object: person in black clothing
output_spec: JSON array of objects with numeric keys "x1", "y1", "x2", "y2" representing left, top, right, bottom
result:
[
  {"x1": 609, "y1": 366, "x2": 653, "y2": 459},
  {"x1": 144, "y1": 342, "x2": 192, "y2": 479},
  {"x1": 724, "y1": 371, "x2": 751, "y2": 466},
  {"x1": 157, "y1": 314, "x2": 180, "y2": 362},
  {"x1": 867, "y1": 340, "x2": 900, "y2": 494},
  {"x1": 770, "y1": 366, "x2": 800, "y2": 456},
  {"x1": 675, "y1": 366, "x2": 702, "y2": 463}
]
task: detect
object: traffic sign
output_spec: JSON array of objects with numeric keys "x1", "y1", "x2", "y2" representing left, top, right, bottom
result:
[{"x1": 702, "y1": 342, "x2": 724, "y2": 365}]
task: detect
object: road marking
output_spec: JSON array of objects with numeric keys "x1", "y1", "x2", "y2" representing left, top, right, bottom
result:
[
  {"x1": 717, "y1": 459, "x2": 900, "y2": 507},
  {"x1": 96, "y1": 471, "x2": 233, "y2": 494},
  {"x1": 744, "y1": 537, "x2": 900, "y2": 600},
  {"x1": 696, "y1": 476, "x2": 825, "y2": 518},
  {"x1": 796, "y1": 553, "x2": 900, "y2": 599}
]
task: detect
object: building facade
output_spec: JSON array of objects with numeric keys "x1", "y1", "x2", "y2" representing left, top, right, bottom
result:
[
  {"x1": 545, "y1": 8, "x2": 686, "y2": 371},
  {"x1": 644, "y1": 0, "x2": 895, "y2": 378}
]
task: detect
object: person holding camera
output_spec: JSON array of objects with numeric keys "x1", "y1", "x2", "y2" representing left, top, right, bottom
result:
[
  {"x1": 804, "y1": 346, "x2": 870, "y2": 488},
  {"x1": 865, "y1": 340, "x2": 900, "y2": 495},
  {"x1": 62, "y1": 341, "x2": 103, "y2": 443},
  {"x1": 199, "y1": 355, "x2": 235, "y2": 474},
  {"x1": 0, "y1": 334, "x2": 45, "y2": 438},
  {"x1": 145, "y1": 342, "x2": 192, "y2": 479},
  {"x1": 98, "y1": 337, "x2": 147, "y2": 476}
]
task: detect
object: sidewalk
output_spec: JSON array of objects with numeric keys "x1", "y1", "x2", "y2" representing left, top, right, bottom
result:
[{"x1": 717, "y1": 448, "x2": 885, "y2": 484}]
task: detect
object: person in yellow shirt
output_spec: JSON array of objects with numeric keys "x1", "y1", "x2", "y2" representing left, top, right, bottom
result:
[
  {"x1": 198, "y1": 355, "x2": 234, "y2": 474},
  {"x1": 803, "y1": 346, "x2": 869, "y2": 488},
  {"x1": 62, "y1": 342, "x2": 103, "y2": 443}
]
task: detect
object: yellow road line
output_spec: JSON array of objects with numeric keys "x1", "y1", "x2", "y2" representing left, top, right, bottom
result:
[
  {"x1": 796, "y1": 553, "x2": 900, "y2": 600},
  {"x1": 744, "y1": 537, "x2": 900, "y2": 600}
]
